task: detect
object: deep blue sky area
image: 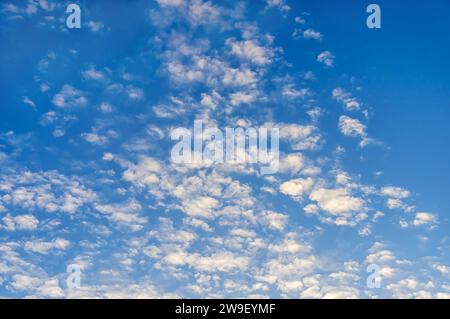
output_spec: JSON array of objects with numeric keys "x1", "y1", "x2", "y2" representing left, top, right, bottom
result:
[{"x1": 276, "y1": 0, "x2": 450, "y2": 216}]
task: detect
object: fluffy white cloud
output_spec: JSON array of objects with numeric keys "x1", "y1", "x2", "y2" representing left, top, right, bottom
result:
[
  {"x1": 268, "y1": 233, "x2": 311, "y2": 254},
  {"x1": 182, "y1": 196, "x2": 219, "y2": 219},
  {"x1": 22, "y1": 96, "x2": 36, "y2": 109},
  {"x1": 82, "y1": 65, "x2": 108, "y2": 82},
  {"x1": 338, "y1": 116, "x2": 366, "y2": 138},
  {"x1": 317, "y1": 51, "x2": 334, "y2": 68},
  {"x1": 156, "y1": 0, "x2": 185, "y2": 6},
  {"x1": 276, "y1": 123, "x2": 322, "y2": 151},
  {"x1": 280, "y1": 178, "x2": 314, "y2": 197},
  {"x1": 0, "y1": 170, "x2": 96, "y2": 214},
  {"x1": 332, "y1": 88, "x2": 360, "y2": 110},
  {"x1": 386, "y1": 277, "x2": 434, "y2": 299},
  {"x1": 227, "y1": 39, "x2": 274, "y2": 66},
  {"x1": 37, "y1": 278, "x2": 64, "y2": 298},
  {"x1": 303, "y1": 29, "x2": 323, "y2": 40},
  {"x1": 366, "y1": 249, "x2": 395, "y2": 264},
  {"x1": 265, "y1": 0, "x2": 290, "y2": 12},
  {"x1": 294, "y1": 28, "x2": 323, "y2": 40},
  {"x1": 413, "y1": 212, "x2": 437, "y2": 227},
  {"x1": 166, "y1": 56, "x2": 257, "y2": 88},
  {"x1": 24, "y1": 238, "x2": 70, "y2": 254},
  {"x1": 81, "y1": 132, "x2": 108, "y2": 145},
  {"x1": 52, "y1": 85, "x2": 87, "y2": 109},
  {"x1": 278, "y1": 153, "x2": 304, "y2": 174},
  {"x1": 432, "y1": 263, "x2": 450, "y2": 276},
  {"x1": 230, "y1": 91, "x2": 257, "y2": 106},
  {"x1": 381, "y1": 186, "x2": 411, "y2": 199},
  {"x1": 338, "y1": 116, "x2": 377, "y2": 147},
  {"x1": 260, "y1": 211, "x2": 288, "y2": 231},
  {"x1": 102, "y1": 152, "x2": 114, "y2": 161},
  {"x1": 2, "y1": 214, "x2": 39, "y2": 231},
  {"x1": 282, "y1": 85, "x2": 311, "y2": 100},
  {"x1": 86, "y1": 21, "x2": 104, "y2": 32},
  {"x1": 10, "y1": 274, "x2": 41, "y2": 291},
  {"x1": 95, "y1": 200, "x2": 148, "y2": 231},
  {"x1": 309, "y1": 188, "x2": 364, "y2": 215},
  {"x1": 164, "y1": 250, "x2": 250, "y2": 273},
  {"x1": 122, "y1": 156, "x2": 162, "y2": 187}
]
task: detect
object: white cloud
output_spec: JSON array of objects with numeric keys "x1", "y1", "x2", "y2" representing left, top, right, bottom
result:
[
  {"x1": 0, "y1": 170, "x2": 96, "y2": 214},
  {"x1": 303, "y1": 28, "x2": 323, "y2": 40},
  {"x1": 40, "y1": 83, "x2": 50, "y2": 92},
  {"x1": 227, "y1": 39, "x2": 274, "y2": 66},
  {"x1": 102, "y1": 152, "x2": 114, "y2": 161},
  {"x1": 37, "y1": 278, "x2": 64, "y2": 298},
  {"x1": 81, "y1": 132, "x2": 108, "y2": 145},
  {"x1": 280, "y1": 178, "x2": 314, "y2": 198},
  {"x1": 200, "y1": 91, "x2": 222, "y2": 110},
  {"x1": 95, "y1": 200, "x2": 148, "y2": 231},
  {"x1": 338, "y1": 115, "x2": 376, "y2": 147},
  {"x1": 265, "y1": 0, "x2": 290, "y2": 13},
  {"x1": 332, "y1": 88, "x2": 360, "y2": 111},
  {"x1": 3, "y1": 3, "x2": 21, "y2": 14},
  {"x1": 317, "y1": 51, "x2": 334, "y2": 68},
  {"x1": 381, "y1": 186, "x2": 411, "y2": 199},
  {"x1": 413, "y1": 212, "x2": 437, "y2": 227},
  {"x1": 432, "y1": 263, "x2": 450, "y2": 276},
  {"x1": 260, "y1": 211, "x2": 288, "y2": 231},
  {"x1": 366, "y1": 249, "x2": 395, "y2": 264},
  {"x1": 278, "y1": 153, "x2": 304, "y2": 174},
  {"x1": 100, "y1": 102, "x2": 113, "y2": 113},
  {"x1": 186, "y1": 0, "x2": 222, "y2": 26},
  {"x1": 24, "y1": 238, "x2": 70, "y2": 254},
  {"x1": 338, "y1": 116, "x2": 366, "y2": 138},
  {"x1": 229, "y1": 228, "x2": 256, "y2": 238},
  {"x1": 52, "y1": 85, "x2": 87, "y2": 109},
  {"x1": 52, "y1": 128, "x2": 65, "y2": 137},
  {"x1": 230, "y1": 91, "x2": 257, "y2": 106},
  {"x1": 309, "y1": 188, "x2": 364, "y2": 215},
  {"x1": 268, "y1": 233, "x2": 311, "y2": 254},
  {"x1": 282, "y1": 85, "x2": 311, "y2": 100},
  {"x1": 2, "y1": 214, "x2": 39, "y2": 231},
  {"x1": 276, "y1": 123, "x2": 322, "y2": 151},
  {"x1": 386, "y1": 277, "x2": 434, "y2": 299},
  {"x1": 164, "y1": 250, "x2": 250, "y2": 273},
  {"x1": 122, "y1": 156, "x2": 162, "y2": 187},
  {"x1": 293, "y1": 28, "x2": 323, "y2": 40},
  {"x1": 166, "y1": 56, "x2": 257, "y2": 88},
  {"x1": 294, "y1": 16, "x2": 305, "y2": 24},
  {"x1": 156, "y1": 0, "x2": 185, "y2": 6},
  {"x1": 182, "y1": 196, "x2": 219, "y2": 219},
  {"x1": 127, "y1": 86, "x2": 144, "y2": 100},
  {"x1": 321, "y1": 287, "x2": 359, "y2": 299},
  {"x1": 386, "y1": 198, "x2": 414, "y2": 213},
  {"x1": 22, "y1": 96, "x2": 36, "y2": 109},
  {"x1": 10, "y1": 274, "x2": 41, "y2": 291},
  {"x1": 82, "y1": 66, "x2": 108, "y2": 82},
  {"x1": 87, "y1": 21, "x2": 104, "y2": 32},
  {"x1": 261, "y1": 256, "x2": 317, "y2": 288}
]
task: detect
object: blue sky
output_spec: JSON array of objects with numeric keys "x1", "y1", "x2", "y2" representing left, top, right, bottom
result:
[{"x1": 0, "y1": 0, "x2": 449, "y2": 298}]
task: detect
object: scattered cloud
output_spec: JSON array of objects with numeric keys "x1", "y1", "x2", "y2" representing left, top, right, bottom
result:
[{"x1": 317, "y1": 51, "x2": 335, "y2": 68}]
